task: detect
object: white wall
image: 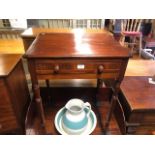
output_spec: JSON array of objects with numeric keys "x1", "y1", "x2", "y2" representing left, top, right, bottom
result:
[{"x1": 9, "y1": 19, "x2": 27, "y2": 28}]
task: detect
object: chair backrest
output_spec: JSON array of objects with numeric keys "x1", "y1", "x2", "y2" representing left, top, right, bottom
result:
[{"x1": 121, "y1": 19, "x2": 142, "y2": 32}]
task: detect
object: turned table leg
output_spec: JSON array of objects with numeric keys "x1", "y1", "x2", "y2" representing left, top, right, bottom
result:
[
  {"x1": 45, "y1": 79, "x2": 51, "y2": 104},
  {"x1": 33, "y1": 84, "x2": 46, "y2": 127}
]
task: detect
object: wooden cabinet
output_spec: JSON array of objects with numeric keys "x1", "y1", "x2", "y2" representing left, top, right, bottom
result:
[
  {"x1": 115, "y1": 76, "x2": 155, "y2": 134},
  {"x1": 0, "y1": 54, "x2": 30, "y2": 134}
]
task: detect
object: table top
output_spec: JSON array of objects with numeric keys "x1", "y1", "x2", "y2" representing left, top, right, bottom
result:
[
  {"x1": 121, "y1": 76, "x2": 155, "y2": 111},
  {"x1": 125, "y1": 59, "x2": 155, "y2": 76},
  {"x1": 21, "y1": 28, "x2": 112, "y2": 37},
  {"x1": 0, "y1": 54, "x2": 22, "y2": 77},
  {"x1": 25, "y1": 32, "x2": 129, "y2": 58}
]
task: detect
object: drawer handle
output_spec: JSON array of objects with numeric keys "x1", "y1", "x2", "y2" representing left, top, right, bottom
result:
[
  {"x1": 54, "y1": 65, "x2": 59, "y2": 74},
  {"x1": 98, "y1": 65, "x2": 104, "y2": 74}
]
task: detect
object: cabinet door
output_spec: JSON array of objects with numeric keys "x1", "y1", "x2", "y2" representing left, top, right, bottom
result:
[{"x1": 0, "y1": 79, "x2": 18, "y2": 133}]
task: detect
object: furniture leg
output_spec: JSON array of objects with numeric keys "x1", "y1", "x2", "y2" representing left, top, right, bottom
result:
[
  {"x1": 104, "y1": 81, "x2": 120, "y2": 134},
  {"x1": 33, "y1": 84, "x2": 46, "y2": 128},
  {"x1": 95, "y1": 78, "x2": 105, "y2": 134},
  {"x1": 139, "y1": 34, "x2": 142, "y2": 57},
  {"x1": 105, "y1": 95, "x2": 117, "y2": 133},
  {"x1": 45, "y1": 79, "x2": 51, "y2": 104},
  {"x1": 95, "y1": 66, "x2": 105, "y2": 133}
]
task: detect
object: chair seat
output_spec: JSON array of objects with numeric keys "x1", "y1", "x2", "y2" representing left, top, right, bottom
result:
[{"x1": 122, "y1": 31, "x2": 141, "y2": 36}]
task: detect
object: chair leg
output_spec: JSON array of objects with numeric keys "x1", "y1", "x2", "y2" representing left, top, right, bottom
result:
[
  {"x1": 139, "y1": 35, "x2": 142, "y2": 57},
  {"x1": 119, "y1": 34, "x2": 125, "y2": 46},
  {"x1": 130, "y1": 37, "x2": 135, "y2": 56}
]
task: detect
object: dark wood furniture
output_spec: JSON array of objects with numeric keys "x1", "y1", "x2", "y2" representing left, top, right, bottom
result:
[
  {"x1": 0, "y1": 54, "x2": 30, "y2": 134},
  {"x1": 21, "y1": 28, "x2": 112, "y2": 51},
  {"x1": 25, "y1": 32, "x2": 130, "y2": 134},
  {"x1": 115, "y1": 76, "x2": 155, "y2": 134}
]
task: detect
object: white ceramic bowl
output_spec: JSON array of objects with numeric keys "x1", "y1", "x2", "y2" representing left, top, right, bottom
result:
[{"x1": 54, "y1": 107, "x2": 97, "y2": 135}]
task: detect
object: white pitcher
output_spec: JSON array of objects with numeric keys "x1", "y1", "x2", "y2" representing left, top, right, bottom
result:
[{"x1": 62, "y1": 98, "x2": 91, "y2": 135}]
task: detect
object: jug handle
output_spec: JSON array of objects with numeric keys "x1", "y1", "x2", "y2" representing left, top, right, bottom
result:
[{"x1": 84, "y1": 102, "x2": 91, "y2": 117}]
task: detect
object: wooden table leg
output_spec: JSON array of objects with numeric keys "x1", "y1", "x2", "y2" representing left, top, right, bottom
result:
[
  {"x1": 33, "y1": 84, "x2": 46, "y2": 128},
  {"x1": 45, "y1": 79, "x2": 51, "y2": 104},
  {"x1": 95, "y1": 78, "x2": 105, "y2": 134}
]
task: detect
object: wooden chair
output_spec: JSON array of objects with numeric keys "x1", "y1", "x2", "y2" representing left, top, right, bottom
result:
[{"x1": 119, "y1": 19, "x2": 143, "y2": 57}]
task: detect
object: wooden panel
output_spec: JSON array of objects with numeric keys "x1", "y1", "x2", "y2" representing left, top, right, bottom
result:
[
  {"x1": 125, "y1": 60, "x2": 155, "y2": 76},
  {"x1": 0, "y1": 54, "x2": 21, "y2": 77},
  {"x1": 25, "y1": 33, "x2": 129, "y2": 58},
  {"x1": 0, "y1": 39, "x2": 24, "y2": 54},
  {"x1": 35, "y1": 59, "x2": 122, "y2": 75},
  {"x1": 21, "y1": 28, "x2": 113, "y2": 52},
  {"x1": 6, "y1": 60, "x2": 30, "y2": 128},
  {"x1": 0, "y1": 79, "x2": 18, "y2": 133},
  {"x1": 121, "y1": 76, "x2": 155, "y2": 110},
  {"x1": 0, "y1": 54, "x2": 30, "y2": 134},
  {"x1": 37, "y1": 72, "x2": 120, "y2": 80},
  {"x1": 119, "y1": 76, "x2": 155, "y2": 134},
  {"x1": 129, "y1": 111, "x2": 155, "y2": 124},
  {"x1": 22, "y1": 37, "x2": 35, "y2": 51},
  {"x1": 21, "y1": 28, "x2": 112, "y2": 37}
]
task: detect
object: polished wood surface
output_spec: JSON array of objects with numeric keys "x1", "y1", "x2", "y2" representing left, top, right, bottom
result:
[
  {"x1": 115, "y1": 59, "x2": 155, "y2": 134},
  {"x1": 25, "y1": 32, "x2": 129, "y2": 134},
  {"x1": 121, "y1": 76, "x2": 155, "y2": 110},
  {"x1": 0, "y1": 54, "x2": 21, "y2": 77},
  {"x1": 117, "y1": 76, "x2": 155, "y2": 134},
  {"x1": 0, "y1": 39, "x2": 24, "y2": 54},
  {"x1": 21, "y1": 28, "x2": 111, "y2": 37},
  {"x1": 26, "y1": 33, "x2": 129, "y2": 58},
  {"x1": 0, "y1": 79, "x2": 18, "y2": 133},
  {"x1": 0, "y1": 54, "x2": 30, "y2": 134},
  {"x1": 21, "y1": 28, "x2": 112, "y2": 51},
  {"x1": 125, "y1": 60, "x2": 155, "y2": 76}
]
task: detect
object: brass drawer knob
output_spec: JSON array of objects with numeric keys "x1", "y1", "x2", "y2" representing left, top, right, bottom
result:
[
  {"x1": 54, "y1": 65, "x2": 59, "y2": 73},
  {"x1": 98, "y1": 65, "x2": 104, "y2": 73}
]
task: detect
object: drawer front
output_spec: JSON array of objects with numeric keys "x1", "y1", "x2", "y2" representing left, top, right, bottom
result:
[
  {"x1": 0, "y1": 80, "x2": 18, "y2": 133},
  {"x1": 35, "y1": 59, "x2": 122, "y2": 75}
]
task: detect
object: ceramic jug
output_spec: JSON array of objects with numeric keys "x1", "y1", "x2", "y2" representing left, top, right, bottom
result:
[{"x1": 62, "y1": 98, "x2": 91, "y2": 134}]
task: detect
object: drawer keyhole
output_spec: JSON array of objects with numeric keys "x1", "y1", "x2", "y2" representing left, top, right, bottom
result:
[
  {"x1": 77, "y1": 64, "x2": 85, "y2": 70},
  {"x1": 54, "y1": 65, "x2": 59, "y2": 73},
  {"x1": 98, "y1": 65, "x2": 104, "y2": 73}
]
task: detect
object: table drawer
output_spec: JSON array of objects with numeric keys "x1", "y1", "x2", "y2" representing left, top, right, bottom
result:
[{"x1": 35, "y1": 59, "x2": 122, "y2": 75}]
